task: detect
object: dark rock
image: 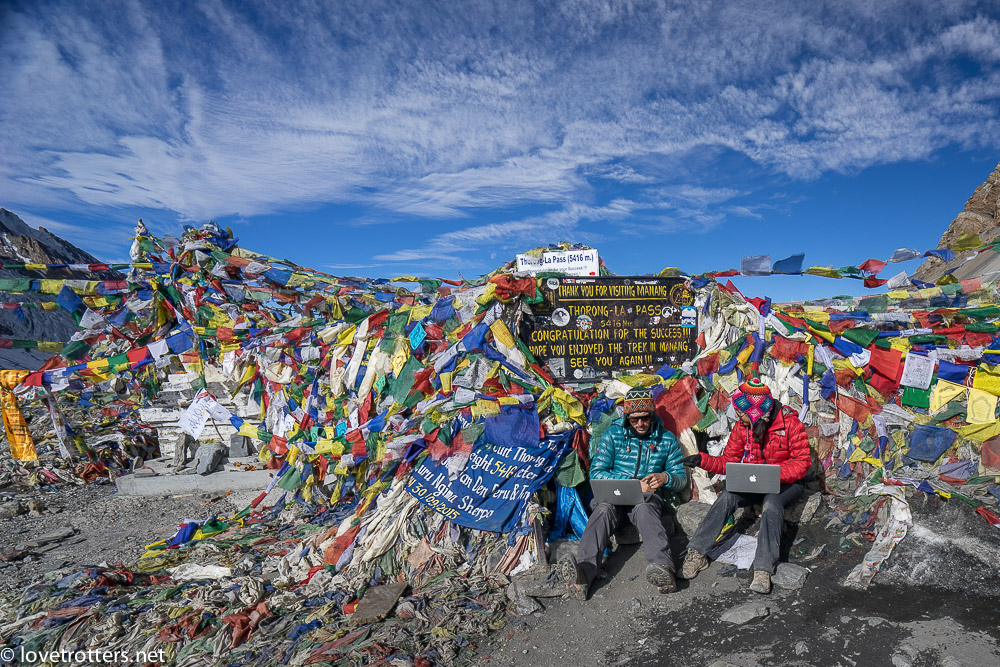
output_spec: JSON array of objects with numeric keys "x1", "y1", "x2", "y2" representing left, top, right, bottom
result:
[
  {"x1": 229, "y1": 434, "x2": 255, "y2": 458},
  {"x1": 721, "y1": 602, "x2": 769, "y2": 625},
  {"x1": 772, "y1": 562, "x2": 810, "y2": 590},
  {"x1": 676, "y1": 501, "x2": 712, "y2": 536},
  {"x1": 193, "y1": 442, "x2": 228, "y2": 475}
]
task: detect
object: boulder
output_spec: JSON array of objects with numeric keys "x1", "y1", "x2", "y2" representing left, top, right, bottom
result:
[
  {"x1": 676, "y1": 501, "x2": 712, "y2": 536},
  {"x1": 772, "y1": 562, "x2": 810, "y2": 590},
  {"x1": 229, "y1": 434, "x2": 255, "y2": 458},
  {"x1": 0, "y1": 500, "x2": 27, "y2": 520},
  {"x1": 720, "y1": 602, "x2": 770, "y2": 625},
  {"x1": 193, "y1": 442, "x2": 228, "y2": 475},
  {"x1": 785, "y1": 493, "x2": 822, "y2": 523}
]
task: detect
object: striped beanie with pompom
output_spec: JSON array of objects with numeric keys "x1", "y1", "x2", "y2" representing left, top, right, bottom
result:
[{"x1": 731, "y1": 377, "x2": 773, "y2": 424}]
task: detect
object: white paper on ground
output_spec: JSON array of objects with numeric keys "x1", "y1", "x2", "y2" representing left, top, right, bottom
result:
[{"x1": 713, "y1": 533, "x2": 758, "y2": 570}]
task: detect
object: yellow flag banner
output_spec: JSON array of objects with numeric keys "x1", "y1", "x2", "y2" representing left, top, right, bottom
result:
[
  {"x1": 929, "y1": 379, "x2": 966, "y2": 413},
  {"x1": 967, "y1": 388, "x2": 999, "y2": 424},
  {"x1": 0, "y1": 370, "x2": 37, "y2": 461}
]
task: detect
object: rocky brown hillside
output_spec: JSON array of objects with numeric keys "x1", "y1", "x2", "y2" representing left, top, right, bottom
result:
[
  {"x1": 0, "y1": 208, "x2": 120, "y2": 369},
  {"x1": 914, "y1": 161, "x2": 1000, "y2": 283}
]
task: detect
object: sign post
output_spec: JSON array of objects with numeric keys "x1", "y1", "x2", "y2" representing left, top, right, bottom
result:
[{"x1": 523, "y1": 276, "x2": 697, "y2": 381}]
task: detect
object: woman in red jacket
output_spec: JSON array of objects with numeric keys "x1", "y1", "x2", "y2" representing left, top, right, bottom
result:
[{"x1": 677, "y1": 377, "x2": 811, "y2": 594}]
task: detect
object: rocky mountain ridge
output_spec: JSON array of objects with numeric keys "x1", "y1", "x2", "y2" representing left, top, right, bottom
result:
[
  {"x1": 914, "y1": 161, "x2": 1000, "y2": 283},
  {"x1": 0, "y1": 208, "x2": 118, "y2": 369}
]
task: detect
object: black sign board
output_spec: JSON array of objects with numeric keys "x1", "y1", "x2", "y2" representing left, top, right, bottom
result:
[{"x1": 523, "y1": 276, "x2": 697, "y2": 381}]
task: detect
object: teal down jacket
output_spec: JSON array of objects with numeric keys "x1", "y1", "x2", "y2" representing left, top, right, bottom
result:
[{"x1": 590, "y1": 416, "x2": 687, "y2": 495}]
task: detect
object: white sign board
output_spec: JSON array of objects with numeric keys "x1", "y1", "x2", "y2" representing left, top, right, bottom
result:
[
  {"x1": 900, "y1": 353, "x2": 935, "y2": 390},
  {"x1": 515, "y1": 249, "x2": 599, "y2": 276},
  {"x1": 178, "y1": 390, "x2": 212, "y2": 439}
]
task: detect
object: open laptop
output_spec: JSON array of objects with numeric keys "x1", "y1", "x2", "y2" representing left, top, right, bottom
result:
[
  {"x1": 725, "y1": 463, "x2": 781, "y2": 494},
  {"x1": 591, "y1": 479, "x2": 651, "y2": 505}
]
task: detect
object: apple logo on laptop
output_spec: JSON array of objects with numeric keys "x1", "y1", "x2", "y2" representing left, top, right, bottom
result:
[
  {"x1": 614, "y1": 489, "x2": 621, "y2": 496},
  {"x1": 749, "y1": 475, "x2": 757, "y2": 483}
]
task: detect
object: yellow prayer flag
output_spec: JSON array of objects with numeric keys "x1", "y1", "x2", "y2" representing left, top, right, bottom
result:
[
  {"x1": 957, "y1": 421, "x2": 1000, "y2": 443},
  {"x1": 238, "y1": 422, "x2": 259, "y2": 438},
  {"x1": 951, "y1": 231, "x2": 982, "y2": 252},
  {"x1": 935, "y1": 274, "x2": 958, "y2": 286},
  {"x1": 390, "y1": 342, "x2": 409, "y2": 377},
  {"x1": 315, "y1": 439, "x2": 345, "y2": 457},
  {"x1": 476, "y1": 283, "x2": 497, "y2": 305},
  {"x1": 848, "y1": 447, "x2": 868, "y2": 463},
  {"x1": 337, "y1": 325, "x2": 356, "y2": 347},
  {"x1": 407, "y1": 304, "x2": 433, "y2": 322},
  {"x1": 489, "y1": 319, "x2": 517, "y2": 349},
  {"x1": 967, "y1": 388, "x2": 999, "y2": 424},
  {"x1": 0, "y1": 370, "x2": 37, "y2": 461},
  {"x1": 804, "y1": 266, "x2": 842, "y2": 279},
  {"x1": 973, "y1": 364, "x2": 1000, "y2": 397},
  {"x1": 930, "y1": 379, "x2": 967, "y2": 412},
  {"x1": 802, "y1": 311, "x2": 831, "y2": 323}
]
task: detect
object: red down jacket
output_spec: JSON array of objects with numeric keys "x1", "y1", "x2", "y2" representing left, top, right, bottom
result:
[{"x1": 699, "y1": 407, "x2": 812, "y2": 484}]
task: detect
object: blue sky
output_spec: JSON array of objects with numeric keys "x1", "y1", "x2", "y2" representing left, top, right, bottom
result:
[{"x1": 2, "y1": 1, "x2": 1000, "y2": 301}]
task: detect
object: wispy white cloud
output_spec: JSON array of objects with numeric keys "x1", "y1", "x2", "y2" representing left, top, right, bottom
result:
[
  {"x1": 325, "y1": 263, "x2": 382, "y2": 271},
  {"x1": 14, "y1": 211, "x2": 134, "y2": 262},
  {"x1": 1, "y1": 0, "x2": 998, "y2": 258}
]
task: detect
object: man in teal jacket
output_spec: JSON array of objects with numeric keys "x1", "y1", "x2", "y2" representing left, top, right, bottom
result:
[{"x1": 559, "y1": 387, "x2": 687, "y2": 599}]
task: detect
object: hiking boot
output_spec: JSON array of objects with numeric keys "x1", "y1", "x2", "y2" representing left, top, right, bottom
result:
[
  {"x1": 678, "y1": 549, "x2": 708, "y2": 580},
  {"x1": 750, "y1": 570, "x2": 772, "y2": 594},
  {"x1": 557, "y1": 554, "x2": 589, "y2": 601},
  {"x1": 645, "y1": 563, "x2": 676, "y2": 593}
]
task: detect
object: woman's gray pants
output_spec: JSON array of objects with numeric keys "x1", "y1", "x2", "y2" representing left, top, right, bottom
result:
[{"x1": 686, "y1": 482, "x2": 804, "y2": 573}]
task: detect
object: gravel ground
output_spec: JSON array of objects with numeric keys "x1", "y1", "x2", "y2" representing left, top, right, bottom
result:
[
  {"x1": 3, "y1": 476, "x2": 999, "y2": 667},
  {"x1": 0, "y1": 480, "x2": 238, "y2": 597},
  {"x1": 478, "y1": 503, "x2": 1000, "y2": 667}
]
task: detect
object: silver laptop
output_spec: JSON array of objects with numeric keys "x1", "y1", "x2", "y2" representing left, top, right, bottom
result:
[
  {"x1": 591, "y1": 479, "x2": 651, "y2": 505},
  {"x1": 725, "y1": 463, "x2": 781, "y2": 494}
]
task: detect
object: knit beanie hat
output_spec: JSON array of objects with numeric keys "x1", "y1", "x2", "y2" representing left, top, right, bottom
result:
[
  {"x1": 623, "y1": 387, "x2": 655, "y2": 416},
  {"x1": 731, "y1": 377, "x2": 773, "y2": 424}
]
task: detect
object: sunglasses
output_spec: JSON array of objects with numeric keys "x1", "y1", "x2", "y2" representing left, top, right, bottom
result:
[{"x1": 627, "y1": 414, "x2": 652, "y2": 423}]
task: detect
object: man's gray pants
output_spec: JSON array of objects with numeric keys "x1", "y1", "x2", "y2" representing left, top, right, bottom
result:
[
  {"x1": 686, "y1": 482, "x2": 804, "y2": 574},
  {"x1": 576, "y1": 494, "x2": 673, "y2": 585}
]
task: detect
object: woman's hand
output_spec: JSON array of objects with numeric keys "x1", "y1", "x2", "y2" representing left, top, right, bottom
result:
[{"x1": 680, "y1": 454, "x2": 702, "y2": 468}]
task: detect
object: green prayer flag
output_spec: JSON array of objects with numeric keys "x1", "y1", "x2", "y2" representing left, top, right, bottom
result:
[{"x1": 842, "y1": 328, "x2": 880, "y2": 348}]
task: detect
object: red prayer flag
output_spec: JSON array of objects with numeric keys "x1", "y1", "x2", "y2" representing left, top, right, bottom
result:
[
  {"x1": 960, "y1": 277, "x2": 981, "y2": 293},
  {"x1": 868, "y1": 347, "x2": 902, "y2": 381},
  {"x1": 837, "y1": 394, "x2": 872, "y2": 422},
  {"x1": 859, "y1": 259, "x2": 887, "y2": 275},
  {"x1": 268, "y1": 435, "x2": 288, "y2": 456},
  {"x1": 697, "y1": 353, "x2": 720, "y2": 376},
  {"x1": 655, "y1": 376, "x2": 702, "y2": 434}
]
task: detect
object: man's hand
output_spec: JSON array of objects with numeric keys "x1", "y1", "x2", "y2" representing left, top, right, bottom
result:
[
  {"x1": 641, "y1": 472, "x2": 668, "y2": 493},
  {"x1": 680, "y1": 454, "x2": 702, "y2": 468}
]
